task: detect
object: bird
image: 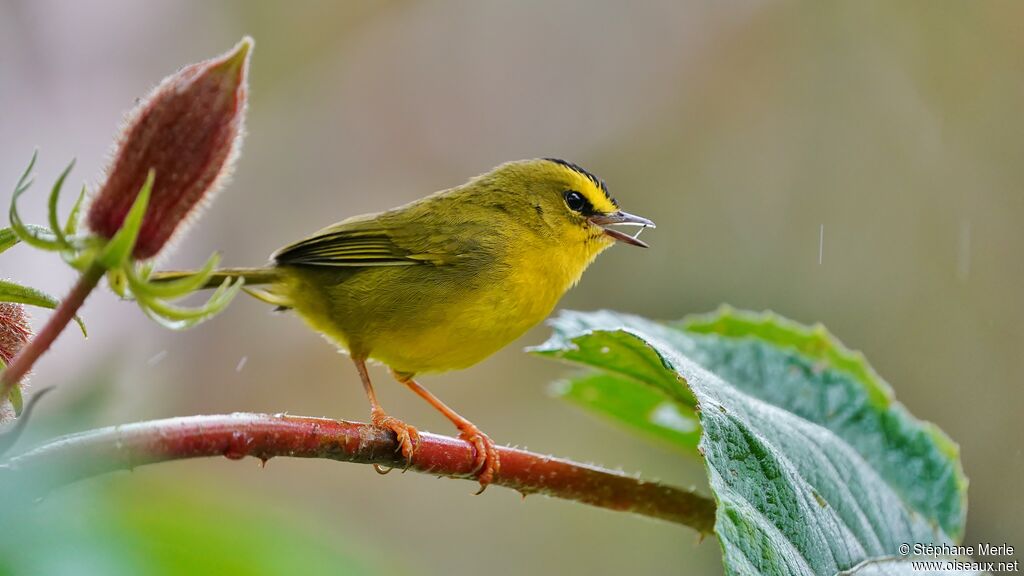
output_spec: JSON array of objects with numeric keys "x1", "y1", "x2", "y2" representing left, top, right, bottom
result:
[{"x1": 156, "y1": 158, "x2": 654, "y2": 489}]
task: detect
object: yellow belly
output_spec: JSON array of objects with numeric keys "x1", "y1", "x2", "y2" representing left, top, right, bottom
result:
[
  {"x1": 370, "y1": 272, "x2": 561, "y2": 374},
  {"x1": 279, "y1": 236, "x2": 610, "y2": 376}
]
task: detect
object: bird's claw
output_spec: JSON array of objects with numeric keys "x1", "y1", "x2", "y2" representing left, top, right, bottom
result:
[
  {"x1": 371, "y1": 411, "x2": 419, "y2": 469},
  {"x1": 459, "y1": 425, "x2": 499, "y2": 493}
]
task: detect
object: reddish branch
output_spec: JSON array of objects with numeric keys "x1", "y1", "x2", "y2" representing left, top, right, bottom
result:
[
  {"x1": 1, "y1": 412, "x2": 716, "y2": 533},
  {"x1": 0, "y1": 264, "x2": 105, "y2": 404}
]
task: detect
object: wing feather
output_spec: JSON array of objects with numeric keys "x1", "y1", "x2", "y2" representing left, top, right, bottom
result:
[
  {"x1": 273, "y1": 230, "x2": 423, "y2": 267},
  {"x1": 272, "y1": 212, "x2": 475, "y2": 268}
]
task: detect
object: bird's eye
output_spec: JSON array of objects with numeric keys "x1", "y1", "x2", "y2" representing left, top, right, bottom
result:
[{"x1": 564, "y1": 191, "x2": 587, "y2": 213}]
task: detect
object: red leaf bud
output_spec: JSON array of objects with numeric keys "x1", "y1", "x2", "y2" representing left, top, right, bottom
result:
[{"x1": 87, "y1": 37, "x2": 252, "y2": 259}]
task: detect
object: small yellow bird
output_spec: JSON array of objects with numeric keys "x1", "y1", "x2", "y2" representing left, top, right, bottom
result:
[{"x1": 161, "y1": 158, "x2": 653, "y2": 487}]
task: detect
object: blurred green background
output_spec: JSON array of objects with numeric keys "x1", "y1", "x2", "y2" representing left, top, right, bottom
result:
[{"x1": 1, "y1": 1, "x2": 1022, "y2": 574}]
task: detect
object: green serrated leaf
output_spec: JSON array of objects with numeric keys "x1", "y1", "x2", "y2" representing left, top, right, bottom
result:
[
  {"x1": 0, "y1": 279, "x2": 87, "y2": 337},
  {"x1": 679, "y1": 309, "x2": 967, "y2": 534},
  {"x1": 682, "y1": 307, "x2": 895, "y2": 408},
  {"x1": 47, "y1": 159, "x2": 75, "y2": 249},
  {"x1": 98, "y1": 170, "x2": 153, "y2": 269},
  {"x1": 551, "y1": 372, "x2": 700, "y2": 454},
  {"x1": 538, "y1": 309, "x2": 970, "y2": 576},
  {"x1": 533, "y1": 309, "x2": 696, "y2": 407}
]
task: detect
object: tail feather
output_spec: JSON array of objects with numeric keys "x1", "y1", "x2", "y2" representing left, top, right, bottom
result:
[{"x1": 151, "y1": 267, "x2": 279, "y2": 290}]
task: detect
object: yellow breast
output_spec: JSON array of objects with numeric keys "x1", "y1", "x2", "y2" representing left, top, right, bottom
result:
[{"x1": 281, "y1": 231, "x2": 609, "y2": 376}]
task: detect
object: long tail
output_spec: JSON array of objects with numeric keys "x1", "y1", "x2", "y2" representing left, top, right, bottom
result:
[{"x1": 151, "y1": 266, "x2": 281, "y2": 290}]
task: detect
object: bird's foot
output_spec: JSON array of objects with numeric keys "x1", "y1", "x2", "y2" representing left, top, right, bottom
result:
[
  {"x1": 458, "y1": 424, "x2": 500, "y2": 494},
  {"x1": 371, "y1": 409, "x2": 420, "y2": 468}
]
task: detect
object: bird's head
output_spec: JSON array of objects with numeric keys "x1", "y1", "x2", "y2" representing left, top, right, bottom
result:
[{"x1": 481, "y1": 158, "x2": 654, "y2": 254}]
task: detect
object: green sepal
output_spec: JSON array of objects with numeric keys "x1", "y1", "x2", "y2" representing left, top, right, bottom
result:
[
  {"x1": 9, "y1": 382, "x2": 23, "y2": 416},
  {"x1": 0, "y1": 279, "x2": 87, "y2": 337},
  {"x1": 9, "y1": 151, "x2": 63, "y2": 252},
  {"x1": 0, "y1": 353, "x2": 24, "y2": 416},
  {"x1": 47, "y1": 159, "x2": 75, "y2": 249},
  {"x1": 135, "y1": 277, "x2": 244, "y2": 330},
  {"x1": 97, "y1": 170, "x2": 153, "y2": 269},
  {"x1": 125, "y1": 252, "x2": 221, "y2": 300},
  {"x1": 106, "y1": 268, "x2": 128, "y2": 299},
  {"x1": 0, "y1": 357, "x2": 17, "y2": 416},
  {"x1": 64, "y1": 184, "x2": 87, "y2": 237},
  {"x1": 61, "y1": 243, "x2": 98, "y2": 272},
  {"x1": 0, "y1": 224, "x2": 56, "y2": 255}
]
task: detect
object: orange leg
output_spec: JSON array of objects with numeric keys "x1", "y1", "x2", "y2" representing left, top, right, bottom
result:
[
  {"x1": 353, "y1": 358, "x2": 419, "y2": 465},
  {"x1": 393, "y1": 372, "x2": 500, "y2": 492}
]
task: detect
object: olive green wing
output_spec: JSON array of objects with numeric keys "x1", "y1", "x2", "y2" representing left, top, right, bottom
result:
[{"x1": 272, "y1": 213, "x2": 477, "y2": 268}]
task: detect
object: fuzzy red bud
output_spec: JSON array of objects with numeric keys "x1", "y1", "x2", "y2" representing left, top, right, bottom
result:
[
  {"x1": 0, "y1": 302, "x2": 30, "y2": 421},
  {"x1": 87, "y1": 37, "x2": 252, "y2": 259},
  {"x1": 0, "y1": 303, "x2": 30, "y2": 368}
]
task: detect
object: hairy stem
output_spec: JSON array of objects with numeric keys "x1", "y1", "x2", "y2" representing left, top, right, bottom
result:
[
  {"x1": 0, "y1": 263, "x2": 104, "y2": 404},
  {"x1": 0, "y1": 412, "x2": 717, "y2": 533}
]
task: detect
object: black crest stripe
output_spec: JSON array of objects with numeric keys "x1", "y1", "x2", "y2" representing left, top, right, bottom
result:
[{"x1": 543, "y1": 158, "x2": 618, "y2": 207}]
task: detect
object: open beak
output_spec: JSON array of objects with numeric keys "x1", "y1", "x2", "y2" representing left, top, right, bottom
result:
[{"x1": 588, "y1": 211, "x2": 656, "y2": 248}]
